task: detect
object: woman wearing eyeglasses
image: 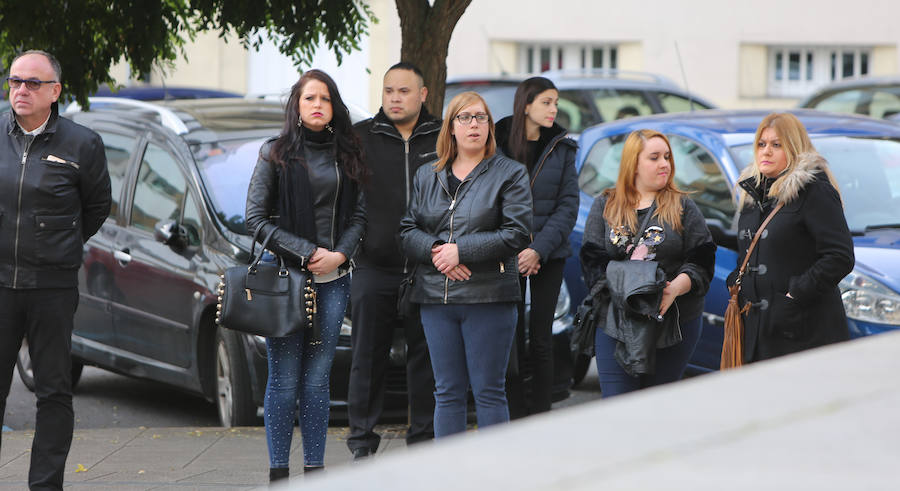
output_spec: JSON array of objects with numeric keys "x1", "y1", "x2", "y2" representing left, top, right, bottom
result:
[{"x1": 399, "y1": 91, "x2": 532, "y2": 437}]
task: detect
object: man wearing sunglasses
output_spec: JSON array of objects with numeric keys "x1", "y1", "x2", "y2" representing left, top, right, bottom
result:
[{"x1": 0, "y1": 50, "x2": 111, "y2": 491}]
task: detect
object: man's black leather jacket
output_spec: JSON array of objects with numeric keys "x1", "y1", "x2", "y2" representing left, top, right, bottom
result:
[
  {"x1": 399, "y1": 154, "x2": 532, "y2": 304},
  {"x1": 0, "y1": 104, "x2": 111, "y2": 289}
]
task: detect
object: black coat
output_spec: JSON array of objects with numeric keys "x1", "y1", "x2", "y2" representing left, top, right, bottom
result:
[
  {"x1": 728, "y1": 153, "x2": 854, "y2": 362},
  {"x1": 398, "y1": 154, "x2": 532, "y2": 304},
  {"x1": 353, "y1": 108, "x2": 440, "y2": 270},
  {"x1": 495, "y1": 117, "x2": 579, "y2": 262},
  {"x1": 0, "y1": 103, "x2": 111, "y2": 288}
]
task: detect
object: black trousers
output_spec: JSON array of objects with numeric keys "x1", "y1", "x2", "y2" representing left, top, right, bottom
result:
[
  {"x1": 506, "y1": 259, "x2": 566, "y2": 419},
  {"x1": 0, "y1": 287, "x2": 79, "y2": 491},
  {"x1": 347, "y1": 265, "x2": 435, "y2": 451}
]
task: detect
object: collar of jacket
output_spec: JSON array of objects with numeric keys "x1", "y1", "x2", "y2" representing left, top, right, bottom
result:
[
  {"x1": 434, "y1": 153, "x2": 495, "y2": 193},
  {"x1": 6, "y1": 101, "x2": 60, "y2": 137},
  {"x1": 494, "y1": 116, "x2": 575, "y2": 159},
  {"x1": 369, "y1": 107, "x2": 441, "y2": 141},
  {"x1": 737, "y1": 151, "x2": 827, "y2": 206}
]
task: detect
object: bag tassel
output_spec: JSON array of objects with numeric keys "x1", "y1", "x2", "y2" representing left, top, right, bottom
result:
[{"x1": 720, "y1": 284, "x2": 750, "y2": 370}]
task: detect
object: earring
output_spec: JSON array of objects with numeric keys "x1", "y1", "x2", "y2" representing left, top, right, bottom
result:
[
  {"x1": 297, "y1": 115, "x2": 302, "y2": 128},
  {"x1": 325, "y1": 122, "x2": 334, "y2": 134}
]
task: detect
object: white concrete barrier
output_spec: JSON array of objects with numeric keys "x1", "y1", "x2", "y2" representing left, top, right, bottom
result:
[{"x1": 296, "y1": 331, "x2": 900, "y2": 490}]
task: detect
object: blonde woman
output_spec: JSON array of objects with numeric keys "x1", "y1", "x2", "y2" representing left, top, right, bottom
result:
[
  {"x1": 727, "y1": 113, "x2": 853, "y2": 362},
  {"x1": 580, "y1": 129, "x2": 715, "y2": 397},
  {"x1": 399, "y1": 92, "x2": 532, "y2": 436}
]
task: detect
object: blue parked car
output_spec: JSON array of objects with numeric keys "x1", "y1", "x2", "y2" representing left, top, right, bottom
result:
[{"x1": 566, "y1": 109, "x2": 900, "y2": 379}]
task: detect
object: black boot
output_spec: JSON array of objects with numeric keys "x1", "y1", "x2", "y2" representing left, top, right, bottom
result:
[
  {"x1": 304, "y1": 465, "x2": 324, "y2": 474},
  {"x1": 269, "y1": 467, "x2": 289, "y2": 483}
]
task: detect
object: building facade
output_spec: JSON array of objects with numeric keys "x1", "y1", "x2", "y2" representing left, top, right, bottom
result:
[{"x1": 112, "y1": 0, "x2": 900, "y2": 113}]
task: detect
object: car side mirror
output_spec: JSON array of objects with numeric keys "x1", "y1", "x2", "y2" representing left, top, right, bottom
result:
[
  {"x1": 706, "y1": 218, "x2": 737, "y2": 250},
  {"x1": 154, "y1": 220, "x2": 186, "y2": 250}
]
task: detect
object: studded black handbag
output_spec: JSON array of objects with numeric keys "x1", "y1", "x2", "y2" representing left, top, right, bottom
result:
[{"x1": 216, "y1": 225, "x2": 318, "y2": 340}]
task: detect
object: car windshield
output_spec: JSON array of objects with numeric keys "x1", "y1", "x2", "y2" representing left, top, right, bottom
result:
[
  {"x1": 193, "y1": 137, "x2": 267, "y2": 235},
  {"x1": 732, "y1": 136, "x2": 900, "y2": 232}
]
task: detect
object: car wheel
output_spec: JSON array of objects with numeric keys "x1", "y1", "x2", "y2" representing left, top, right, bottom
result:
[
  {"x1": 16, "y1": 339, "x2": 84, "y2": 392},
  {"x1": 571, "y1": 353, "x2": 592, "y2": 387},
  {"x1": 215, "y1": 328, "x2": 258, "y2": 427}
]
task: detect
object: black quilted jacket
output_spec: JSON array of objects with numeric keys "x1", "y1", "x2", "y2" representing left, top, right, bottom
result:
[{"x1": 398, "y1": 154, "x2": 532, "y2": 304}]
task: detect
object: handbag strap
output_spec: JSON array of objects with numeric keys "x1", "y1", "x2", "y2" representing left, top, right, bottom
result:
[
  {"x1": 248, "y1": 225, "x2": 281, "y2": 269},
  {"x1": 734, "y1": 202, "x2": 784, "y2": 286}
]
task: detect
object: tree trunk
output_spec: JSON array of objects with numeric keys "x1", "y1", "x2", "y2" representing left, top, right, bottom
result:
[{"x1": 395, "y1": 0, "x2": 472, "y2": 118}]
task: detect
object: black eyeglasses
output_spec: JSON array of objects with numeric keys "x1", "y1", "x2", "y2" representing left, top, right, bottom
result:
[
  {"x1": 454, "y1": 112, "x2": 490, "y2": 125},
  {"x1": 6, "y1": 76, "x2": 58, "y2": 91}
]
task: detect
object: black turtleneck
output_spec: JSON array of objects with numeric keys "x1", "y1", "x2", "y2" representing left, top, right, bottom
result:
[{"x1": 302, "y1": 125, "x2": 333, "y2": 145}]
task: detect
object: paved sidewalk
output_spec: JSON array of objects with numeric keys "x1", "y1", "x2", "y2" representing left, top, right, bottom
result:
[{"x1": 0, "y1": 424, "x2": 410, "y2": 489}]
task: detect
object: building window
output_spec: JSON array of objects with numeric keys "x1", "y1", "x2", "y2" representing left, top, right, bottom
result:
[
  {"x1": 520, "y1": 43, "x2": 617, "y2": 74},
  {"x1": 768, "y1": 46, "x2": 871, "y2": 97}
]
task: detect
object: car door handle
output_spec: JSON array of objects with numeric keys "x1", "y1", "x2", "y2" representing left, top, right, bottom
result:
[{"x1": 114, "y1": 249, "x2": 132, "y2": 266}]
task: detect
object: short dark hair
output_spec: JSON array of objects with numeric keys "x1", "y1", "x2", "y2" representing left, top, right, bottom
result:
[
  {"x1": 11, "y1": 50, "x2": 62, "y2": 82},
  {"x1": 387, "y1": 62, "x2": 425, "y2": 87}
]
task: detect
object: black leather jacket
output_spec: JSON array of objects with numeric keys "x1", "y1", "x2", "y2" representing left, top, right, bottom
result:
[
  {"x1": 399, "y1": 154, "x2": 532, "y2": 304},
  {"x1": 245, "y1": 140, "x2": 366, "y2": 268},
  {"x1": 0, "y1": 104, "x2": 111, "y2": 288}
]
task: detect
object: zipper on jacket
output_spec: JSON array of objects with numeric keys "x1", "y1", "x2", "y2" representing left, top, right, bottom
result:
[
  {"x1": 13, "y1": 135, "x2": 37, "y2": 288},
  {"x1": 331, "y1": 161, "x2": 341, "y2": 250},
  {"x1": 530, "y1": 136, "x2": 564, "y2": 189},
  {"x1": 442, "y1": 174, "x2": 473, "y2": 304},
  {"x1": 404, "y1": 139, "x2": 411, "y2": 209}
]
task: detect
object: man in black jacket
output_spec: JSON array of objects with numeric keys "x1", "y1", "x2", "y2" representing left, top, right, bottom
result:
[
  {"x1": 347, "y1": 62, "x2": 439, "y2": 460},
  {"x1": 0, "y1": 50, "x2": 111, "y2": 490}
]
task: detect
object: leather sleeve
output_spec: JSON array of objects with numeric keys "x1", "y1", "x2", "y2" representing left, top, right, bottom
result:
[
  {"x1": 399, "y1": 169, "x2": 443, "y2": 265},
  {"x1": 455, "y1": 163, "x2": 532, "y2": 264},
  {"x1": 580, "y1": 196, "x2": 611, "y2": 292},
  {"x1": 333, "y1": 186, "x2": 366, "y2": 262},
  {"x1": 79, "y1": 131, "x2": 112, "y2": 241},
  {"x1": 244, "y1": 153, "x2": 317, "y2": 264}
]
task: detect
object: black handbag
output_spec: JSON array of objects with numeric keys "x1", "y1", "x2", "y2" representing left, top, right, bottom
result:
[{"x1": 216, "y1": 225, "x2": 318, "y2": 340}]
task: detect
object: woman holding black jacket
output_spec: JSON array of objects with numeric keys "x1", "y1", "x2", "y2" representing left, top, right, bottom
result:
[
  {"x1": 494, "y1": 77, "x2": 579, "y2": 417},
  {"x1": 580, "y1": 129, "x2": 714, "y2": 397},
  {"x1": 399, "y1": 91, "x2": 532, "y2": 437},
  {"x1": 245, "y1": 69, "x2": 365, "y2": 481}
]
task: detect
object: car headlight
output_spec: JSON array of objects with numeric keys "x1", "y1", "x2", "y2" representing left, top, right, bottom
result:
[
  {"x1": 839, "y1": 270, "x2": 900, "y2": 326},
  {"x1": 555, "y1": 282, "x2": 571, "y2": 319}
]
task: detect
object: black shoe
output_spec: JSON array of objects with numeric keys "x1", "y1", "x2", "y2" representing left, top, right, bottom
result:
[
  {"x1": 351, "y1": 447, "x2": 373, "y2": 462},
  {"x1": 303, "y1": 465, "x2": 324, "y2": 474},
  {"x1": 269, "y1": 467, "x2": 289, "y2": 483}
]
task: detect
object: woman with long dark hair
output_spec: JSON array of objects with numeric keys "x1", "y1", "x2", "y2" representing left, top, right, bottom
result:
[
  {"x1": 399, "y1": 92, "x2": 532, "y2": 437},
  {"x1": 494, "y1": 77, "x2": 579, "y2": 417},
  {"x1": 245, "y1": 69, "x2": 366, "y2": 482}
]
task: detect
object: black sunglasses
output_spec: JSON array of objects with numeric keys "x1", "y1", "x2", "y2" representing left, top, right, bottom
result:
[{"x1": 6, "y1": 76, "x2": 58, "y2": 91}]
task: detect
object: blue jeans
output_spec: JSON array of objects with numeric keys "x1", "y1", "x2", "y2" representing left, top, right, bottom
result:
[
  {"x1": 420, "y1": 303, "x2": 517, "y2": 438},
  {"x1": 594, "y1": 315, "x2": 703, "y2": 398},
  {"x1": 264, "y1": 275, "x2": 349, "y2": 468}
]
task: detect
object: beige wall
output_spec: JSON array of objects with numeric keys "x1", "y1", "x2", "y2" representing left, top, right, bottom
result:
[
  {"x1": 439, "y1": 0, "x2": 900, "y2": 108},
  {"x1": 107, "y1": 0, "x2": 900, "y2": 110},
  {"x1": 150, "y1": 31, "x2": 248, "y2": 93}
]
